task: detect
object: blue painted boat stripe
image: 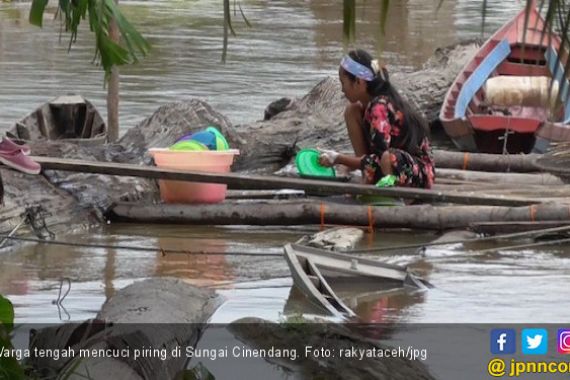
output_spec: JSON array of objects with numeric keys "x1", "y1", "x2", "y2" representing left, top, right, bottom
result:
[
  {"x1": 454, "y1": 39, "x2": 511, "y2": 119},
  {"x1": 545, "y1": 47, "x2": 570, "y2": 122}
]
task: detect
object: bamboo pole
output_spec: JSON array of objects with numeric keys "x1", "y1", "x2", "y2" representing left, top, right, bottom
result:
[
  {"x1": 110, "y1": 201, "x2": 570, "y2": 230},
  {"x1": 31, "y1": 156, "x2": 537, "y2": 206}
]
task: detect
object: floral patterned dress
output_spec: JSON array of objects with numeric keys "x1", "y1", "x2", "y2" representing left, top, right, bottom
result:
[{"x1": 360, "y1": 96, "x2": 435, "y2": 189}]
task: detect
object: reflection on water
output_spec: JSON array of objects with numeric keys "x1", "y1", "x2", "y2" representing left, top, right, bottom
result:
[
  {"x1": 156, "y1": 236, "x2": 233, "y2": 287},
  {"x1": 0, "y1": 0, "x2": 524, "y2": 131},
  {"x1": 0, "y1": 224, "x2": 569, "y2": 324}
]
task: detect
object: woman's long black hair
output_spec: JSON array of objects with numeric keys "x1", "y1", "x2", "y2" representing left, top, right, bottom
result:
[{"x1": 345, "y1": 49, "x2": 430, "y2": 156}]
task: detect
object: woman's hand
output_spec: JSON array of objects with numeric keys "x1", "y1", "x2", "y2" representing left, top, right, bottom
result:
[{"x1": 318, "y1": 149, "x2": 339, "y2": 167}]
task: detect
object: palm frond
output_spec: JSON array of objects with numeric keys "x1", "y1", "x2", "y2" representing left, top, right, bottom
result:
[
  {"x1": 343, "y1": 0, "x2": 356, "y2": 47},
  {"x1": 29, "y1": 0, "x2": 149, "y2": 76},
  {"x1": 378, "y1": 0, "x2": 389, "y2": 36},
  {"x1": 481, "y1": 0, "x2": 488, "y2": 36},
  {"x1": 221, "y1": 0, "x2": 251, "y2": 63}
]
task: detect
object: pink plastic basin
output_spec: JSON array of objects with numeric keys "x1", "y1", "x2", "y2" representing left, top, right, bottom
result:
[{"x1": 149, "y1": 148, "x2": 239, "y2": 204}]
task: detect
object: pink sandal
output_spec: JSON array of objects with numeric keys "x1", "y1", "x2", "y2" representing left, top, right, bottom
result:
[
  {"x1": 0, "y1": 137, "x2": 39, "y2": 174},
  {"x1": 0, "y1": 136, "x2": 31, "y2": 155}
]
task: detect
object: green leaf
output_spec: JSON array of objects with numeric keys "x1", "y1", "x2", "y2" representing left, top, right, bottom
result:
[
  {"x1": 104, "y1": 0, "x2": 150, "y2": 57},
  {"x1": 343, "y1": 0, "x2": 356, "y2": 46},
  {"x1": 238, "y1": 3, "x2": 252, "y2": 28},
  {"x1": 436, "y1": 0, "x2": 445, "y2": 11},
  {"x1": 29, "y1": 0, "x2": 49, "y2": 27},
  {"x1": 379, "y1": 0, "x2": 389, "y2": 36},
  {"x1": 28, "y1": 0, "x2": 150, "y2": 77},
  {"x1": 175, "y1": 362, "x2": 216, "y2": 380},
  {"x1": 0, "y1": 295, "x2": 14, "y2": 333},
  {"x1": 0, "y1": 343, "x2": 25, "y2": 380},
  {"x1": 481, "y1": 0, "x2": 488, "y2": 36}
]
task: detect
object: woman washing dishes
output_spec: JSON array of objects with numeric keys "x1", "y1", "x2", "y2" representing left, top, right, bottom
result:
[{"x1": 319, "y1": 49, "x2": 435, "y2": 189}]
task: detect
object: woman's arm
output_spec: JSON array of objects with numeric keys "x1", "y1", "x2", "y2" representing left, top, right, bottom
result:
[{"x1": 335, "y1": 154, "x2": 364, "y2": 170}]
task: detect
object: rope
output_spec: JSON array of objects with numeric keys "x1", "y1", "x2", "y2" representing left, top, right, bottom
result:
[
  {"x1": 367, "y1": 206, "x2": 374, "y2": 234},
  {"x1": 462, "y1": 153, "x2": 470, "y2": 171},
  {"x1": 0, "y1": 234, "x2": 282, "y2": 257},
  {"x1": 476, "y1": 237, "x2": 570, "y2": 254},
  {"x1": 529, "y1": 204, "x2": 537, "y2": 222},
  {"x1": 348, "y1": 224, "x2": 570, "y2": 253}
]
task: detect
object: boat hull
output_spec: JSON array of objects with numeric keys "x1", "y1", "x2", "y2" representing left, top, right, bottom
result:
[
  {"x1": 10, "y1": 95, "x2": 107, "y2": 145},
  {"x1": 439, "y1": 2, "x2": 570, "y2": 154}
]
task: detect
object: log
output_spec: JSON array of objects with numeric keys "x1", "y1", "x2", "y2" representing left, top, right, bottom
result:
[
  {"x1": 29, "y1": 278, "x2": 221, "y2": 379},
  {"x1": 437, "y1": 168, "x2": 564, "y2": 185},
  {"x1": 31, "y1": 156, "x2": 537, "y2": 206},
  {"x1": 110, "y1": 201, "x2": 570, "y2": 230},
  {"x1": 433, "y1": 151, "x2": 541, "y2": 172}
]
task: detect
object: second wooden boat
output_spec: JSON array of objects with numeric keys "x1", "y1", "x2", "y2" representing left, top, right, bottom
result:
[
  {"x1": 10, "y1": 95, "x2": 107, "y2": 145},
  {"x1": 440, "y1": 1, "x2": 570, "y2": 154}
]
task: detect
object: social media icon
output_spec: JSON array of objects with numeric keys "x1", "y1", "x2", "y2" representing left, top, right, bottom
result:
[
  {"x1": 558, "y1": 329, "x2": 570, "y2": 354},
  {"x1": 491, "y1": 329, "x2": 516, "y2": 354},
  {"x1": 522, "y1": 329, "x2": 548, "y2": 354}
]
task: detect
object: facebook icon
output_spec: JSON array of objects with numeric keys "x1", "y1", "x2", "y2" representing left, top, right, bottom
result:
[{"x1": 491, "y1": 329, "x2": 516, "y2": 354}]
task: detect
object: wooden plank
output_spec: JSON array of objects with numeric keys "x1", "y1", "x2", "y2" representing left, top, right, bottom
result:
[
  {"x1": 455, "y1": 39, "x2": 511, "y2": 119},
  {"x1": 30, "y1": 156, "x2": 539, "y2": 207},
  {"x1": 226, "y1": 189, "x2": 305, "y2": 199},
  {"x1": 509, "y1": 46, "x2": 546, "y2": 63},
  {"x1": 496, "y1": 61, "x2": 550, "y2": 76}
]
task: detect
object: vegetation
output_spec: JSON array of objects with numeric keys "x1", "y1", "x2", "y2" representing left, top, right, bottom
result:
[
  {"x1": 0, "y1": 295, "x2": 24, "y2": 380},
  {"x1": 28, "y1": 0, "x2": 149, "y2": 76}
]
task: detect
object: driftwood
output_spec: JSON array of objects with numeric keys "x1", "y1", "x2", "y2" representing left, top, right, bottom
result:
[
  {"x1": 433, "y1": 151, "x2": 540, "y2": 172},
  {"x1": 28, "y1": 278, "x2": 221, "y2": 380},
  {"x1": 436, "y1": 168, "x2": 564, "y2": 185},
  {"x1": 110, "y1": 201, "x2": 570, "y2": 230}
]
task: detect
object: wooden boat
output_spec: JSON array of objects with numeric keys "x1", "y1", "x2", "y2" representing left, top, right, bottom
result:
[
  {"x1": 10, "y1": 95, "x2": 107, "y2": 145},
  {"x1": 439, "y1": 1, "x2": 570, "y2": 154},
  {"x1": 283, "y1": 243, "x2": 429, "y2": 317}
]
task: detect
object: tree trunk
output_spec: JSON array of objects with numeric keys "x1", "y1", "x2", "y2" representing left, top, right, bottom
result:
[
  {"x1": 433, "y1": 151, "x2": 541, "y2": 172},
  {"x1": 107, "y1": 2, "x2": 120, "y2": 142},
  {"x1": 110, "y1": 201, "x2": 570, "y2": 230},
  {"x1": 436, "y1": 168, "x2": 564, "y2": 185}
]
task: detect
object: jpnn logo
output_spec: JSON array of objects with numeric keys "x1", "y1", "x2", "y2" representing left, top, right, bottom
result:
[
  {"x1": 491, "y1": 329, "x2": 516, "y2": 354},
  {"x1": 558, "y1": 329, "x2": 570, "y2": 354},
  {"x1": 521, "y1": 329, "x2": 548, "y2": 355}
]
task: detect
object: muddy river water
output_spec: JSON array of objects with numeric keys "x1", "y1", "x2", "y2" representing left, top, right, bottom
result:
[{"x1": 0, "y1": 2, "x2": 569, "y2": 378}]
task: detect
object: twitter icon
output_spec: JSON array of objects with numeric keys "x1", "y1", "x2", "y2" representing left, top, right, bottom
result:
[{"x1": 522, "y1": 329, "x2": 548, "y2": 355}]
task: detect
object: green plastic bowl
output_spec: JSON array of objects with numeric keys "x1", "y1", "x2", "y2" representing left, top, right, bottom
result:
[
  {"x1": 295, "y1": 148, "x2": 336, "y2": 178},
  {"x1": 206, "y1": 126, "x2": 230, "y2": 150},
  {"x1": 169, "y1": 140, "x2": 209, "y2": 151}
]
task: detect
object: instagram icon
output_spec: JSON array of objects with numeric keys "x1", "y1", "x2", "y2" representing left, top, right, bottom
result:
[{"x1": 558, "y1": 329, "x2": 570, "y2": 354}]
